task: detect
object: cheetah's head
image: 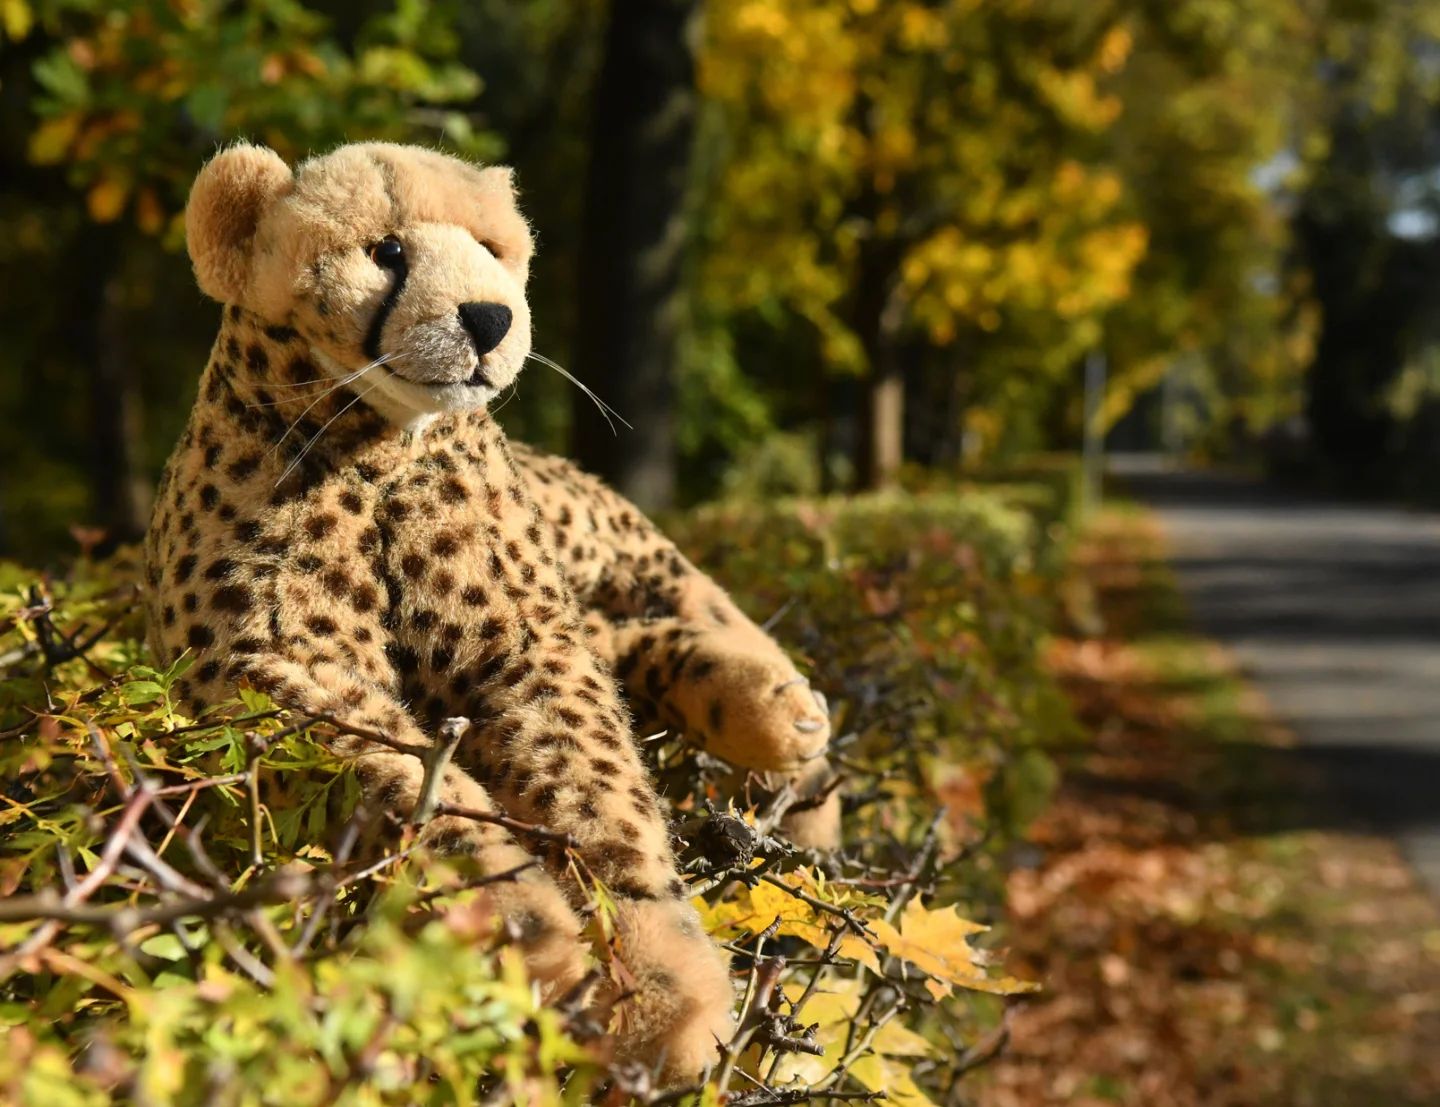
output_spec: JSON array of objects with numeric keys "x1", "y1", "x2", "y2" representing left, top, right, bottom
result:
[{"x1": 186, "y1": 142, "x2": 534, "y2": 428}]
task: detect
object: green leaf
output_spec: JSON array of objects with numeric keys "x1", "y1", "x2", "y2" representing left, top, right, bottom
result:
[
  {"x1": 140, "y1": 934, "x2": 188, "y2": 962},
  {"x1": 119, "y1": 681, "x2": 166, "y2": 705},
  {"x1": 31, "y1": 52, "x2": 87, "y2": 102}
]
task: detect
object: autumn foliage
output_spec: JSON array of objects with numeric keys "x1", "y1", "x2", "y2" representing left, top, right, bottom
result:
[
  {"x1": 983, "y1": 511, "x2": 1440, "y2": 1107},
  {"x1": 0, "y1": 477, "x2": 1075, "y2": 1105},
  {"x1": 12, "y1": 0, "x2": 1439, "y2": 548}
]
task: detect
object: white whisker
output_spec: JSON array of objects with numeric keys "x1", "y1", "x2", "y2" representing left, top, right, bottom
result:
[
  {"x1": 266, "y1": 355, "x2": 395, "y2": 455},
  {"x1": 273, "y1": 380, "x2": 380, "y2": 488},
  {"x1": 250, "y1": 357, "x2": 390, "y2": 399},
  {"x1": 525, "y1": 351, "x2": 632, "y2": 435},
  {"x1": 248, "y1": 380, "x2": 356, "y2": 408},
  {"x1": 259, "y1": 376, "x2": 356, "y2": 391},
  {"x1": 489, "y1": 379, "x2": 521, "y2": 417}
]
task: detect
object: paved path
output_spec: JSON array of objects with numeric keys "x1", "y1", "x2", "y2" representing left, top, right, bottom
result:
[{"x1": 1122, "y1": 463, "x2": 1440, "y2": 896}]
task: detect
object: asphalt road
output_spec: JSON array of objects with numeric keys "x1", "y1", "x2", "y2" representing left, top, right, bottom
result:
[{"x1": 1122, "y1": 462, "x2": 1440, "y2": 897}]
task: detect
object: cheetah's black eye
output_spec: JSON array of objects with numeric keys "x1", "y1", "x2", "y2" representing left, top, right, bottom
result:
[{"x1": 367, "y1": 236, "x2": 404, "y2": 268}]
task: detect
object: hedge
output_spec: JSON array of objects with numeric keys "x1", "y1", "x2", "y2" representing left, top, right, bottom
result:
[{"x1": 0, "y1": 480, "x2": 1073, "y2": 1106}]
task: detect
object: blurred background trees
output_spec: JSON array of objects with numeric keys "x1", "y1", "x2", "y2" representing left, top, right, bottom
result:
[{"x1": 3, "y1": 0, "x2": 1440, "y2": 553}]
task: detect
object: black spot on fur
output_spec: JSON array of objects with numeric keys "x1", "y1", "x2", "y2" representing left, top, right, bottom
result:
[
  {"x1": 385, "y1": 642, "x2": 420, "y2": 677},
  {"x1": 211, "y1": 584, "x2": 252, "y2": 612}
]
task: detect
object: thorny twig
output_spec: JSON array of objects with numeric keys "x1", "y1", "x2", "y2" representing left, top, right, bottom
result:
[
  {"x1": 9, "y1": 582, "x2": 127, "y2": 683},
  {"x1": 731, "y1": 1089, "x2": 885, "y2": 1106},
  {"x1": 1, "y1": 545, "x2": 1026, "y2": 1104},
  {"x1": 714, "y1": 919, "x2": 786, "y2": 1095},
  {"x1": 413, "y1": 716, "x2": 468, "y2": 825},
  {"x1": 434, "y1": 803, "x2": 577, "y2": 849},
  {"x1": 763, "y1": 924, "x2": 851, "y2": 1085},
  {"x1": 246, "y1": 736, "x2": 266, "y2": 869},
  {"x1": 758, "y1": 873, "x2": 875, "y2": 938}
]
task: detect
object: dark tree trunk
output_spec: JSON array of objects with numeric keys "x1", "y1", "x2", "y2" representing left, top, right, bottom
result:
[
  {"x1": 816, "y1": 367, "x2": 835, "y2": 494},
  {"x1": 852, "y1": 229, "x2": 906, "y2": 491},
  {"x1": 571, "y1": 0, "x2": 699, "y2": 510},
  {"x1": 69, "y1": 227, "x2": 149, "y2": 543}
]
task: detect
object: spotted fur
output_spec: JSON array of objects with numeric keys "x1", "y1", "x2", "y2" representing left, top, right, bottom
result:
[{"x1": 144, "y1": 142, "x2": 834, "y2": 1081}]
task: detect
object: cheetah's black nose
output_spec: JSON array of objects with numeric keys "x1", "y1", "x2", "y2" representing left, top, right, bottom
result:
[{"x1": 457, "y1": 301, "x2": 512, "y2": 357}]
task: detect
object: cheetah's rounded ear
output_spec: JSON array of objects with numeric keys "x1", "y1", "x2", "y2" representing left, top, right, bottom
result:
[
  {"x1": 186, "y1": 143, "x2": 293, "y2": 305},
  {"x1": 474, "y1": 165, "x2": 534, "y2": 282}
]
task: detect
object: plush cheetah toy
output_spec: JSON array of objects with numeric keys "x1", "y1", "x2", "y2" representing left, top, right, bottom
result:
[{"x1": 142, "y1": 142, "x2": 837, "y2": 1082}]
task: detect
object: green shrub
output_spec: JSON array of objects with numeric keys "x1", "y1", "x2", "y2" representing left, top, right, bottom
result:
[
  {"x1": 669, "y1": 486, "x2": 1074, "y2": 875},
  {"x1": 0, "y1": 482, "x2": 1070, "y2": 1106}
]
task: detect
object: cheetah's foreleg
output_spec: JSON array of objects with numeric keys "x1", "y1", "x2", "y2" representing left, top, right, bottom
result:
[{"x1": 232, "y1": 657, "x2": 591, "y2": 997}]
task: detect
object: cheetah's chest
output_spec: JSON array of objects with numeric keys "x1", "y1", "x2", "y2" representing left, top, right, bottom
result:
[{"x1": 275, "y1": 433, "x2": 572, "y2": 710}]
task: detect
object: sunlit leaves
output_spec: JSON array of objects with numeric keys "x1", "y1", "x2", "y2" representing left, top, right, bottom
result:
[
  {"x1": 0, "y1": 476, "x2": 1077, "y2": 1103},
  {"x1": 703, "y1": 874, "x2": 1040, "y2": 1000},
  {"x1": 692, "y1": 0, "x2": 1152, "y2": 463},
  {"x1": 19, "y1": 0, "x2": 495, "y2": 238},
  {"x1": 772, "y1": 977, "x2": 940, "y2": 1106},
  {"x1": 701, "y1": 871, "x2": 883, "y2": 973},
  {"x1": 688, "y1": 0, "x2": 1421, "y2": 465},
  {"x1": 872, "y1": 898, "x2": 1038, "y2": 999}
]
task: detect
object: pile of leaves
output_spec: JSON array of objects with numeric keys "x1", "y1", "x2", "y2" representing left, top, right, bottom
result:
[
  {"x1": 981, "y1": 509, "x2": 1440, "y2": 1107},
  {"x1": 0, "y1": 481, "x2": 1073, "y2": 1106}
]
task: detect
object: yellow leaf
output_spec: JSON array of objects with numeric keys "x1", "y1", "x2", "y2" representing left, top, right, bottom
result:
[
  {"x1": 697, "y1": 871, "x2": 882, "y2": 973},
  {"x1": 773, "y1": 977, "x2": 939, "y2": 1102},
  {"x1": 869, "y1": 897, "x2": 1037, "y2": 997},
  {"x1": 746, "y1": 878, "x2": 882, "y2": 973},
  {"x1": 87, "y1": 176, "x2": 129, "y2": 223},
  {"x1": 28, "y1": 113, "x2": 81, "y2": 165},
  {"x1": 134, "y1": 187, "x2": 165, "y2": 235},
  {"x1": 871, "y1": 1016, "x2": 941, "y2": 1060},
  {"x1": 1098, "y1": 26, "x2": 1133, "y2": 74},
  {"x1": 0, "y1": 0, "x2": 31, "y2": 40},
  {"x1": 849, "y1": 1051, "x2": 938, "y2": 1107},
  {"x1": 772, "y1": 979, "x2": 861, "y2": 1086}
]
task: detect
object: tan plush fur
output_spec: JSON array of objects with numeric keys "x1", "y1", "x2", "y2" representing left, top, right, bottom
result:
[{"x1": 145, "y1": 142, "x2": 835, "y2": 1083}]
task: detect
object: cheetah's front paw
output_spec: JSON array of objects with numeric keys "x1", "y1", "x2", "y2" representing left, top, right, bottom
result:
[
  {"x1": 667, "y1": 629, "x2": 831, "y2": 772},
  {"x1": 777, "y1": 756, "x2": 842, "y2": 850}
]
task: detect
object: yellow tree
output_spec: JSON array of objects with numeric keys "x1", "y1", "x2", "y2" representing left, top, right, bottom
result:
[
  {"x1": 1091, "y1": 0, "x2": 1320, "y2": 452},
  {"x1": 1076, "y1": 0, "x2": 1440, "y2": 462},
  {"x1": 697, "y1": 0, "x2": 1147, "y2": 487}
]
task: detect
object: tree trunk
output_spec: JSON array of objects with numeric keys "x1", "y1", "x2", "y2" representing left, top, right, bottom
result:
[
  {"x1": 853, "y1": 229, "x2": 906, "y2": 491},
  {"x1": 70, "y1": 227, "x2": 149, "y2": 544},
  {"x1": 571, "y1": 0, "x2": 699, "y2": 510},
  {"x1": 861, "y1": 367, "x2": 904, "y2": 490},
  {"x1": 935, "y1": 351, "x2": 970, "y2": 469}
]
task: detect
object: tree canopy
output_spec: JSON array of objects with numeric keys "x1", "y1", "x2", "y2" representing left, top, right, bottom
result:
[{"x1": 3, "y1": 0, "x2": 1440, "y2": 551}]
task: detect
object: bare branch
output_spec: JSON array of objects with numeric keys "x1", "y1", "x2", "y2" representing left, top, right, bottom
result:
[
  {"x1": 413, "y1": 716, "x2": 468, "y2": 825},
  {"x1": 433, "y1": 803, "x2": 576, "y2": 849}
]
